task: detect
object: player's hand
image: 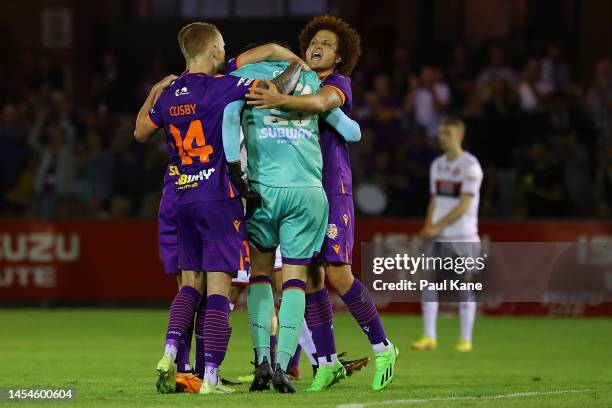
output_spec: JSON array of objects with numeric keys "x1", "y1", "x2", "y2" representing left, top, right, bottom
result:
[
  {"x1": 154, "y1": 74, "x2": 178, "y2": 91},
  {"x1": 288, "y1": 57, "x2": 311, "y2": 71},
  {"x1": 246, "y1": 80, "x2": 284, "y2": 109},
  {"x1": 419, "y1": 224, "x2": 441, "y2": 241},
  {"x1": 245, "y1": 190, "x2": 262, "y2": 219}
]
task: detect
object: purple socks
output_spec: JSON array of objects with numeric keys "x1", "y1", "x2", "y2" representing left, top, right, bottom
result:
[
  {"x1": 305, "y1": 287, "x2": 337, "y2": 359},
  {"x1": 201, "y1": 294, "x2": 232, "y2": 381},
  {"x1": 176, "y1": 319, "x2": 193, "y2": 373},
  {"x1": 194, "y1": 297, "x2": 207, "y2": 376},
  {"x1": 340, "y1": 279, "x2": 387, "y2": 345},
  {"x1": 165, "y1": 285, "x2": 201, "y2": 358}
]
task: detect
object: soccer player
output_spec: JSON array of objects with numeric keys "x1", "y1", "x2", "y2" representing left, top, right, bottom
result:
[
  {"x1": 222, "y1": 44, "x2": 362, "y2": 390},
  {"x1": 134, "y1": 22, "x2": 303, "y2": 394},
  {"x1": 412, "y1": 117, "x2": 483, "y2": 352},
  {"x1": 245, "y1": 16, "x2": 399, "y2": 392}
]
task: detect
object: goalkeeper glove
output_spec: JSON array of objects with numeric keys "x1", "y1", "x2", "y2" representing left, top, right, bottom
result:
[{"x1": 227, "y1": 161, "x2": 262, "y2": 218}]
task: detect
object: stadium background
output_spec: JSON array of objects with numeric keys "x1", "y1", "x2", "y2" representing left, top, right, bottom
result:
[{"x1": 0, "y1": 0, "x2": 611, "y2": 312}]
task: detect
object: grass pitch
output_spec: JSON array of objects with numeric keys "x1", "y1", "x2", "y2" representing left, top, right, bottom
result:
[{"x1": 1, "y1": 309, "x2": 610, "y2": 407}]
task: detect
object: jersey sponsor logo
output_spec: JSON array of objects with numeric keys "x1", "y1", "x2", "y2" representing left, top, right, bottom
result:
[
  {"x1": 326, "y1": 224, "x2": 338, "y2": 240},
  {"x1": 175, "y1": 168, "x2": 216, "y2": 190},
  {"x1": 436, "y1": 180, "x2": 462, "y2": 197},
  {"x1": 174, "y1": 86, "x2": 190, "y2": 96},
  {"x1": 168, "y1": 165, "x2": 180, "y2": 177},
  {"x1": 169, "y1": 104, "x2": 196, "y2": 117},
  {"x1": 259, "y1": 127, "x2": 314, "y2": 140},
  {"x1": 342, "y1": 213, "x2": 349, "y2": 226}
]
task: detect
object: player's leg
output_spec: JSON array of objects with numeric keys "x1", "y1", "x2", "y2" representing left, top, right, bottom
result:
[
  {"x1": 304, "y1": 264, "x2": 346, "y2": 391},
  {"x1": 272, "y1": 186, "x2": 329, "y2": 393},
  {"x1": 273, "y1": 263, "x2": 307, "y2": 393},
  {"x1": 245, "y1": 184, "x2": 281, "y2": 391},
  {"x1": 247, "y1": 248, "x2": 276, "y2": 391},
  {"x1": 323, "y1": 194, "x2": 397, "y2": 391},
  {"x1": 457, "y1": 297, "x2": 476, "y2": 352},
  {"x1": 196, "y1": 197, "x2": 248, "y2": 395},
  {"x1": 157, "y1": 269, "x2": 203, "y2": 394},
  {"x1": 158, "y1": 190, "x2": 197, "y2": 391},
  {"x1": 199, "y1": 271, "x2": 235, "y2": 394},
  {"x1": 412, "y1": 242, "x2": 439, "y2": 350},
  {"x1": 456, "y1": 242, "x2": 480, "y2": 352}
]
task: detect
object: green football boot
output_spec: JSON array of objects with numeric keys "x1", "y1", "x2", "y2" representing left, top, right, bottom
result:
[
  {"x1": 372, "y1": 345, "x2": 399, "y2": 391},
  {"x1": 306, "y1": 360, "x2": 346, "y2": 392},
  {"x1": 155, "y1": 353, "x2": 177, "y2": 394}
]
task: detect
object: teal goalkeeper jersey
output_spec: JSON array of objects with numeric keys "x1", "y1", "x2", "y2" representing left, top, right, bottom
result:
[{"x1": 230, "y1": 61, "x2": 323, "y2": 188}]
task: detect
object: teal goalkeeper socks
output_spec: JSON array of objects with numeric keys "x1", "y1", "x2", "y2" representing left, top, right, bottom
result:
[
  {"x1": 277, "y1": 280, "x2": 306, "y2": 371},
  {"x1": 247, "y1": 276, "x2": 274, "y2": 365}
]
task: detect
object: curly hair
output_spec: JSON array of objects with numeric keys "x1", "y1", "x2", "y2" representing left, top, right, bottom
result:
[{"x1": 298, "y1": 15, "x2": 361, "y2": 76}]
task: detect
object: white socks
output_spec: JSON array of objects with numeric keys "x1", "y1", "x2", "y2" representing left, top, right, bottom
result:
[
  {"x1": 298, "y1": 318, "x2": 318, "y2": 365},
  {"x1": 164, "y1": 344, "x2": 178, "y2": 362},
  {"x1": 459, "y1": 302, "x2": 476, "y2": 342},
  {"x1": 421, "y1": 301, "x2": 439, "y2": 339},
  {"x1": 317, "y1": 354, "x2": 339, "y2": 367},
  {"x1": 203, "y1": 365, "x2": 219, "y2": 386},
  {"x1": 372, "y1": 340, "x2": 392, "y2": 353}
]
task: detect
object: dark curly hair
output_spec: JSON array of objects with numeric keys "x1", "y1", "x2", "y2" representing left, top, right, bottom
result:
[{"x1": 298, "y1": 15, "x2": 361, "y2": 76}]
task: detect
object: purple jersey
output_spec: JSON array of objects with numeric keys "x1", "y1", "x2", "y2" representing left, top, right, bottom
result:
[
  {"x1": 148, "y1": 72, "x2": 259, "y2": 204},
  {"x1": 320, "y1": 73, "x2": 354, "y2": 196}
]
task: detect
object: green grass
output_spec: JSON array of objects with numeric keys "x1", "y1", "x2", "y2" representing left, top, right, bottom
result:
[{"x1": 1, "y1": 309, "x2": 611, "y2": 407}]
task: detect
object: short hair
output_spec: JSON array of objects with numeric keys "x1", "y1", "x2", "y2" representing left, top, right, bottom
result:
[
  {"x1": 441, "y1": 117, "x2": 465, "y2": 135},
  {"x1": 298, "y1": 15, "x2": 361, "y2": 76},
  {"x1": 178, "y1": 22, "x2": 220, "y2": 61}
]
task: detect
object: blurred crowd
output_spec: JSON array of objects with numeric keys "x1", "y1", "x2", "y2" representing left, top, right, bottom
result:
[{"x1": 0, "y1": 42, "x2": 611, "y2": 220}]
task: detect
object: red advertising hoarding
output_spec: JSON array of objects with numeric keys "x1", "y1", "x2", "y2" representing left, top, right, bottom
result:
[{"x1": 1, "y1": 219, "x2": 610, "y2": 315}]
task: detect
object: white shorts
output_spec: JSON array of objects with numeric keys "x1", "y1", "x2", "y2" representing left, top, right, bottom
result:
[{"x1": 231, "y1": 247, "x2": 282, "y2": 285}]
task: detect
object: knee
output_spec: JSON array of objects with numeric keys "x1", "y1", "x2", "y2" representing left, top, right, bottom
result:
[
  {"x1": 327, "y1": 265, "x2": 354, "y2": 294},
  {"x1": 181, "y1": 271, "x2": 204, "y2": 294}
]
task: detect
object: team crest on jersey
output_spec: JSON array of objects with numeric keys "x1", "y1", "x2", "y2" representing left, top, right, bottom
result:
[
  {"x1": 342, "y1": 214, "x2": 349, "y2": 226},
  {"x1": 452, "y1": 167, "x2": 461, "y2": 176},
  {"x1": 174, "y1": 86, "x2": 189, "y2": 96},
  {"x1": 326, "y1": 224, "x2": 338, "y2": 240},
  {"x1": 332, "y1": 244, "x2": 341, "y2": 254},
  {"x1": 233, "y1": 220, "x2": 241, "y2": 232}
]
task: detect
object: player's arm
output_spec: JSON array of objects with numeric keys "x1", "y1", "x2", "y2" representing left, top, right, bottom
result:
[
  {"x1": 420, "y1": 194, "x2": 473, "y2": 240},
  {"x1": 134, "y1": 74, "x2": 177, "y2": 142},
  {"x1": 246, "y1": 84, "x2": 343, "y2": 113},
  {"x1": 433, "y1": 194, "x2": 472, "y2": 229},
  {"x1": 222, "y1": 100, "x2": 262, "y2": 217},
  {"x1": 252, "y1": 61, "x2": 303, "y2": 95},
  {"x1": 235, "y1": 43, "x2": 305, "y2": 68},
  {"x1": 320, "y1": 108, "x2": 361, "y2": 142}
]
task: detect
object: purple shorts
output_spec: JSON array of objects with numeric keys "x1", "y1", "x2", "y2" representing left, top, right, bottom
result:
[
  {"x1": 158, "y1": 179, "x2": 179, "y2": 276},
  {"x1": 321, "y1": 194, "x2": 354, "y2": 265},
  {"x1": 177, "y1": 197, "x2": 249, "y2": 273}
]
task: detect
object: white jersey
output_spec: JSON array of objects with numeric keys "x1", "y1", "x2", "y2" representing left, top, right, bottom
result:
[{"x1": 429, "y1": 151, "x2": 483, "y2": 241}]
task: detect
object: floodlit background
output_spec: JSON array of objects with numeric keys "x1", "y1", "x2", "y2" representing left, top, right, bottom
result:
[{"x1": 0, "y1": 2, "x2": 611, "y2": 406}]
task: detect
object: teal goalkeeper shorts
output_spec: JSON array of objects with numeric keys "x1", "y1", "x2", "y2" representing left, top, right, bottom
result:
[{"x1": 247, "y1": 183, "x2": 328, "y2": 264}]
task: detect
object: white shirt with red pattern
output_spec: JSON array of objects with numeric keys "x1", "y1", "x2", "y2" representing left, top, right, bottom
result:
[{"x1": 429, "y1": 151, "x2": 483, "y2": 241}]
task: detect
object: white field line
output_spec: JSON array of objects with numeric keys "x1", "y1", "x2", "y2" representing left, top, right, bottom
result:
[{"x1": 336, "y1": 389, "x2": 590, "y2": 408}]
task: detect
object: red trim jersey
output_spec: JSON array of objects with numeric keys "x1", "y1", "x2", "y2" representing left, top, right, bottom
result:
[{"x1": 429, "y1": 152, "x2": 483, "y2": 241}]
